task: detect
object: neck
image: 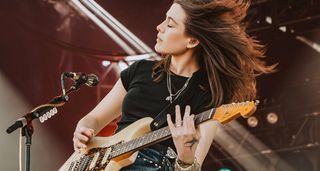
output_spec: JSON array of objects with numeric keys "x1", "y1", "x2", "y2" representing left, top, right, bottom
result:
[{"x1": 170, "y1": 50, "x2": 199, "y2": 78}]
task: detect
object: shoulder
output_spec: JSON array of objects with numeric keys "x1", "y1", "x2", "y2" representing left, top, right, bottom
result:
[
  {"x1": 134, "y1": 59, "x2": 156, "y2": 65},
  {"x1": 139, "y1": 59, "x2": 156, "y2": 67},
  {"x1": 129, "y1": 59, "x2": 156, "y2": 69}
]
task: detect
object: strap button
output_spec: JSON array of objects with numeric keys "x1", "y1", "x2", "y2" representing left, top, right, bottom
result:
[{"x1": 154, "y1": 122, "x2": 159, "y2": 127}]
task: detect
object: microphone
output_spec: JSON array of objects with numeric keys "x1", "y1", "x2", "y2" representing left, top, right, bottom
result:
[
  {"x1": 64, "y1": 72, "x2": 99, "y2": 87},
  {"x1": 6, "y1": 106, "x2": 57, "y2": 134}
]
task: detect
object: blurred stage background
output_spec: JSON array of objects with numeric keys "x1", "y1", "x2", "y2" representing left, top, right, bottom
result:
[{"x1": 0, "y1": 0, "x2": 319, "y2": 170}]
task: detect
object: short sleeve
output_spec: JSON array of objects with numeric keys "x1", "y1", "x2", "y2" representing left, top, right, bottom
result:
[{"x1": 120, "y1": 60, "x2": 143, "y2": 91}]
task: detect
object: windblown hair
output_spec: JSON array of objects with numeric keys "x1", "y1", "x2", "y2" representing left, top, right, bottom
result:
[{"x1": 152, "y1": 0, "x2": 276, "y2": 107}]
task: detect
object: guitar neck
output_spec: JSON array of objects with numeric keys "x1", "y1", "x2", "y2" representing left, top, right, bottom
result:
[{"x1": 108, "y1": 108, "x2": 215, "y2": 159}]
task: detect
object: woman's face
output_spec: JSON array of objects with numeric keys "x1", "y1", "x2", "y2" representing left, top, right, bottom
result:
[{"x1": 155, "y1": 3, "x2": 192, "y2": 55}]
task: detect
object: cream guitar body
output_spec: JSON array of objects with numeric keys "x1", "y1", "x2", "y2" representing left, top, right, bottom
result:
[
  {"x1": 60, "y1": 117, "x2": 154, "y2": 171},
  {"x1": 60, "y1": 101, "x2": 258, "y2": 171}
]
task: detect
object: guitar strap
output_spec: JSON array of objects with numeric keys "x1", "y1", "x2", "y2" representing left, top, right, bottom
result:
[{"x1": 150, "y1": 69, "x2": 206, "y2": 131}]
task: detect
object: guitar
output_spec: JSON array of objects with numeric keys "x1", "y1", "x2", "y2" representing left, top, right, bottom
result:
[{"x1": 60, "y1": 101, "x2": 258, "y2": 171}]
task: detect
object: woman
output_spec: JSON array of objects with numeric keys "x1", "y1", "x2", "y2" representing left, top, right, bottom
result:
[{"x1": 72, "y1": 0, "x2": 275, "y2": 170}]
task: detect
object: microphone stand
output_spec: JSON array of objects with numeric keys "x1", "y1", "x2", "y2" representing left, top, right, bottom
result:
[
  {"x1": 22, "y1": 124, "x2": 32, "y2": 171},
  {"x1": 6, "y1": 73, "x2": 97, "y2": 171}
]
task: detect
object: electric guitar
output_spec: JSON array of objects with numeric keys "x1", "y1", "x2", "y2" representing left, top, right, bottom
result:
[{"x1": 60, "y1": 101, "x2": 258, "y2": 171}]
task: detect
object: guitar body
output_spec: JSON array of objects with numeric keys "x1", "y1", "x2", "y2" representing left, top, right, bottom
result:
[{"x1": 59, "y1": 117, "x2": 154, "y2": 171}]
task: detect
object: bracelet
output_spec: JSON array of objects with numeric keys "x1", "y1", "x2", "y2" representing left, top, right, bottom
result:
[{"x1": 174, "y1": 157, "x2": 201, "y2": 171}]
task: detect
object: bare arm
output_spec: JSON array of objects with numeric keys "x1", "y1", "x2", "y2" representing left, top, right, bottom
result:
[
  {"x1": 195, "y1": 120, "x2": 219, "y2": 165},
  {"x1": 73, "y1": 78, "x2": 127, "y2": 152}
]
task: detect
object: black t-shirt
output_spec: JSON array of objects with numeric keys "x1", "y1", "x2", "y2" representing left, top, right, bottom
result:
[{"x1": 116, "y1": 59, "x2": 212, "y2": 151}]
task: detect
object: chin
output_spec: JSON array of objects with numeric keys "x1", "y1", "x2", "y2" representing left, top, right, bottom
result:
[{"x1": 154, "y1": 44, "x2": 164, "y2": 53}]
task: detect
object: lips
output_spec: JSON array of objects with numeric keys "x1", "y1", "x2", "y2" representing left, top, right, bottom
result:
[{"x1": 157, "y1": 34, "x2": 163, "y2": 41}]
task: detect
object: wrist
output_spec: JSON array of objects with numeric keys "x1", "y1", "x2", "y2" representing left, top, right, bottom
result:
[
  {"x1": 178, "y1": 154, "x2": 195, "y2": 164},
  {"x1": 175, "y1": 157, "x2": 200, "y2": 171},
  {"x1": 177, "y1": 156, "x2": 195, "y2": 165}
]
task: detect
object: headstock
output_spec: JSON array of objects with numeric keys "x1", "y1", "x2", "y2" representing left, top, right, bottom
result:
[{"x1": 213, "y1": 100, "x2": 259, "y2": 124}]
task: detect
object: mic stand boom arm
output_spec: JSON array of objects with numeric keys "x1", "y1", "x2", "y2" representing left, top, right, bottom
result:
[{"x1": 6, "y1": 85, "x2": 79, "y2": 134}]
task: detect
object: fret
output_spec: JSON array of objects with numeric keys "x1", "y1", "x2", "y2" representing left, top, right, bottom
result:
[
  {"x1": 144, "y1": 135, "x2": 149, "y2": 144},
  {"x1": 127, "y1": 141, "x2": 133, "y2": 151},
  {"x1": 127, "y1": 142, "x2": 131, "y2": 151},
  {"x1": 194, "y1": 108, "x2": 216, "y2": 126},
  {"x1": 208, "y1": 108, "x2": 214, "y2": 120},
  {"x1": 125, "y1": 142, "x2": 130, "y2": 152},
  {"x1": 141, "y1": 136, "x2": 146, "y2": 147},
  {"x1": 149, "y1": 132, "x2": 155, "y2": 142},
  {"x1": 118, "y1": 144, "x2": 123, "y2": 155},
  {"x1": 110, "y1": 149, "x2": 116, "y2": 158},
  {"x1": 132, "y1": 138, "x2": 139, "y2": 150},
  {"x1": 164, "y1": 128, "x2": 168, "y2": 137},
  {"x1": 137, "y1": 138, "x2": 141, "y2": 147},
  {"x1": 162, "y1": 128, "x2": 167, "y2": 137},
  {"x1": 136, "y1": 138, "x2": 141, "y2": 150},
  {"x1": 202, "y1": 113, "x2": 207, "y2": 123},
  {"x1": 154, "y1": 130, "x2": 159, "y2": 140},
  {"x1": 148, "y1": 132, "x2": 152, "y2": 143},
  {"x1": 148, "y1": 132, "x2": 154, "y2": 142},
  {"x1": 136, "y1": 137, "x2": 142, "y2": 149},
  {"x1": 118, "y1": 143, "x2": 124, "y2": 155},
  {"x1": 108, "y1": 127, "x2": 172, "y2": 159},
  {"x1": 156, "y1": 130, "x2": 160, "y2": 137},
  {"x1": 140, "y1": 137, "x2": 144, "y2": 146},
  {"x1": 120, "y1": 144, "x2": 126, "y2": 156},
  {"x1": 114, "y1": 145, "x2": 120, "y2": 157},
  {"x1": 123, "y1": 142, "x2": 128, "y2": 153},
  {"x1": 136, "y1": 137, "x2": 142, "y2": 148},
  {"x1": 144, "y1": 135, "x2": 148, "y2": 145},
  {"x1": 109, "y1": 151, "x2": 115, "y2": 159},
  {"x1": 143, "y1": 134, "x2": 149, "y2": 145},
  {"x1": 120, "y1": 142, "x2": 128, "y2": 154},
  {"x1": 163, "y1": 127, "x2": 170, "y2": 137},
  {"x1": 200, "y1": 113, "x2": 204, "y2": 123},
  {"x1": 131, "y1": 140, "x2": 136, "y2": 151},
  {"x1": 195, "y1": 114, "x2": 201, "y2": 125},
  {"x1": 147, "y1": 133, "x2": 152, "y2": 143},
  {"x1": 205, "y1": 111, "x2": 209, "y2": 119},
  {"x1": 132, "y1": 138, "x2": 138, "y2": 150},
  {"x1": 159, "y1": 128, "x2": 164, "y2": 138}
]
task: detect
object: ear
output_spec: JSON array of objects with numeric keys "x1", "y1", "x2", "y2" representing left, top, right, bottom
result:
[{"x1": 186, "y1": 38, "x2": 200, "y2": 49}]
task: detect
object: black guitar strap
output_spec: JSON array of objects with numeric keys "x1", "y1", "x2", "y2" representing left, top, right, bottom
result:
[{"x1": 150, "y1": 69, "x2": 206, "y2": 131}]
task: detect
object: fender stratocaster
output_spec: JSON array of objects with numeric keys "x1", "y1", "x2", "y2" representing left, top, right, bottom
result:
[{"x1": 60, "y1": 101, "x2": 258, "y2": 171}]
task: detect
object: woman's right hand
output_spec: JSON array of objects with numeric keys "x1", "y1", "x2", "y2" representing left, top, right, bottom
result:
[{"x1": 73, "y1": 126, "x2": 95, "y2": 153}]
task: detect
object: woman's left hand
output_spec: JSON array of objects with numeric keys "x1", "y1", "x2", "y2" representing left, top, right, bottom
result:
[{"x1": 167, "y1": 105, "x2": 200, "y2": 164}]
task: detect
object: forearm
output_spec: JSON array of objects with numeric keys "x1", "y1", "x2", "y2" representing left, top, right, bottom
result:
[
  {"x1": 76, "y1": 79, "x2": 125, "y2": 134},
  {"x1": 195, "y1": 120, "x2": 219, "y2": 165},
  {"x1": 76, "y1": 111, "x2": 120, "y2": 135},
  {"x1": 76, "y1": 114, "x2": 100, "y2": 135}
]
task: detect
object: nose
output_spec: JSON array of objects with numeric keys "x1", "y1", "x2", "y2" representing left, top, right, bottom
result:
[{"x1": 156, "y1": 21, "x2": 165, "y2": 33}]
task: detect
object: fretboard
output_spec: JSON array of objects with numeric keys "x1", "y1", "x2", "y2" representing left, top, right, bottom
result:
[{"x1": 108, "y1": 108, "x2": 215, "y2": 159}]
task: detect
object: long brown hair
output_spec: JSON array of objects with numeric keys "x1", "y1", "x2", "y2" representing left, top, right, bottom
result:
[{"x1": 152, "y1": 0, "x2": 276, "y2": 108}]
